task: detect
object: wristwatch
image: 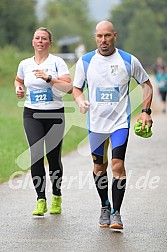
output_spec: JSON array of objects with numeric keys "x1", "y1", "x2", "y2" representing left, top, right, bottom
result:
[
  {"x1": 142, "y1": 108, "x2": 152, "y2": 115},
  {"x1": 46, "y1": 75, "x2": 52, "y2": 83}
]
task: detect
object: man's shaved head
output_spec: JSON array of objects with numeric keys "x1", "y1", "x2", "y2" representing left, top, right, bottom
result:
[
  {"x1": 95, "y1": 20, "x2": 117, "y2": 56},
  {"x1": 95, "y1": 21, "x2": 115, "y2": 33}
]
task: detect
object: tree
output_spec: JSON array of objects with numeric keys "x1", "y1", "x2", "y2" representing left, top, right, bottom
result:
[
  {"x1": 124, "y1": 8, "x2": 162, "y2": 67},
  {"x1": 109, "y1": 0, "x2": 167, "y2": 65},
  {"x1": 146, "y1": 0, "x2": 167, "y2": 58},
  {"x1": 0, "y1": 0, "x2": 38, "y2": 50},
  {"x1": 41, "y1": 0, "x2": 96, "y2": 52}
]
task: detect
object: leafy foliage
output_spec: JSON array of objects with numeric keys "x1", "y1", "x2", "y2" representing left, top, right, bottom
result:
[
  {"x1": 110, "y1": 0, "x2": 167, "y2": 66},
  {"x1": 124, "y1": 8, "x2": 162, "y2": 67},
  {"x1": 0, "y1": 0, "x2": 37, "y2": 50},
  {"x1": 41, "y1": 0, "x2": 96, "y2": 51}
]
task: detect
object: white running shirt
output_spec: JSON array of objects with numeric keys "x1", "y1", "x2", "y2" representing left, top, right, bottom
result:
[
  {"x1": 73, "y1": 48, "x2": 149, "y2": 133},
  {"x1": 17, "y1": 54, "x2": 69, "y2": 110}
]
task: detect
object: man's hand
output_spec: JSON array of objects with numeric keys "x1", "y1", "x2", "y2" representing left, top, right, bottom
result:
[
  {"x1": 78, "y1": 100, "x2": 90, "y2": 114},
  {"x1": 136, "y1": 112, "x2": 153, "y2": 130}
]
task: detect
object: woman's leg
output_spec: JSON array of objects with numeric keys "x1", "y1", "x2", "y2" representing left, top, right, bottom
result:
[
  {"x1": 44, "y1": 108, "x2": 65, "y2": 196},
  {"x1": 23, "y1": 108, "x2": 46, "y2": 200}
]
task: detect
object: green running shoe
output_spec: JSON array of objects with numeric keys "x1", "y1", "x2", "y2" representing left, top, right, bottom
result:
[
  {"x1": 50, "y1": 195, "x2": 62, "y2": 214},
  {"x1": 32, "y1": 199, "x2": 47, "y2": 216}
]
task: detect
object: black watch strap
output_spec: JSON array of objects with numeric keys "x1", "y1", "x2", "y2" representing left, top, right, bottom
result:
[
  {"x1": 46, "y1": 75, "x2": 52, "y2": 83},
  {"x1": 142, "y1": 108, "x2": 152, "y2": 115}
]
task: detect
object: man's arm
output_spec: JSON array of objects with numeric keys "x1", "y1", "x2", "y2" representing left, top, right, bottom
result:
[
  {"x1": 137, "y1": 79, "x2": 153, "y2": 129},
  {"x1": 73, "y1": 87, "x2": 90, "y2": 114}
]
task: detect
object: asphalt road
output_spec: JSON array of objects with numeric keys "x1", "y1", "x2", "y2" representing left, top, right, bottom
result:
[{"x1": 0, "y1": 87, "x2": 167, "y2": 252}]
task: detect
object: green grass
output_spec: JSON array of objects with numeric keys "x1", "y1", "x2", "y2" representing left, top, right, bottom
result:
[
  {"x1": 0, "y1": 85, "x2": 27, "y2": 182},
  {"x1": 0, "y1": 46, "x2": 142, "y2": 183}
]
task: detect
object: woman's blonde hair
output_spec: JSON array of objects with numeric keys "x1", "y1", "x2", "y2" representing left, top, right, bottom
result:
[{"x1": 34, "y1": 27, "x2": 53, "y2": 42}]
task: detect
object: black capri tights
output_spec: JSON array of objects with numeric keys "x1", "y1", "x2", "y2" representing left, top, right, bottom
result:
[{"x1": 23, "y1": 107, "x2": 65, "y2": 200}]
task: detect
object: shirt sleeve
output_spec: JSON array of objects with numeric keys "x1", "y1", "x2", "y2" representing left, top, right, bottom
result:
[
  {"x1": 131, "y1": 55, "x2": 149, "y2": 84},
  {"x1": 73, "y1": 58, "x2": 86, "y2": 89},
  {"x1": 17, "y1": 60, "x2": 24, "y2": 80},
  {"x1": 56, "y1": 57, "x2": 69, "y2": 77}
]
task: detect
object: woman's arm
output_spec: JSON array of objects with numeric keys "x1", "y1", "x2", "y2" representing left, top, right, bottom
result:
[
  {"x1": 14, "y1": 76, "x2": 25, "y2": 99},
  {"x1": 33, "y1": 70, "x2": 72, "y2": 94}
]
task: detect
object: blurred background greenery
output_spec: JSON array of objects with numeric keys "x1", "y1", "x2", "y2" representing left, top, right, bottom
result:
[
  {"x1": 0, "y1": 0, "x2": 166, "y2": 182},
  {"x1": 0, "y1": 0, "x2": 166, "y2": 66}
]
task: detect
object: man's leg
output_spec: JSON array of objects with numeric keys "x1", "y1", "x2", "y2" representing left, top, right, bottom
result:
[
  {"x1": 109, "y1": 128, "x2": 129, "y2": 230},
  {"x1": 89, "y1": 131, "x2": 111, "y2": 227},
  {"x1": 111, "y1": 159, "x2": 126, "y2": 213},
  {"x1": 93, "y1": 162, "x2": 109, "y2": 208}
]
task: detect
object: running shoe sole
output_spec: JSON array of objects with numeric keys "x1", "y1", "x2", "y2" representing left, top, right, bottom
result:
[
  {"x1": 110, "y1": 223, "x2": 123, "y2": 231},
  {"x1": 99, "y1": 223, "x2": 110, "y2": 228}
]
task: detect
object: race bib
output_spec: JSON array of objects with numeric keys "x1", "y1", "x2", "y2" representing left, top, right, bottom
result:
[
  {"x1": 30, "y1": 88, "x2": 53, "y2": 104},
  {"x1": 96, "y1": 86, "x2": 120, "y2": 104}
]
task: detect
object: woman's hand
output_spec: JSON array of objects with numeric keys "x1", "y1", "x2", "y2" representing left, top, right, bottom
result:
[
  {"x1": 16, "y1": 86, "x2": 24, "y2": 99},
  {"x1": 33, "y1": 69, "x2": 48, "y2": 81}
]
